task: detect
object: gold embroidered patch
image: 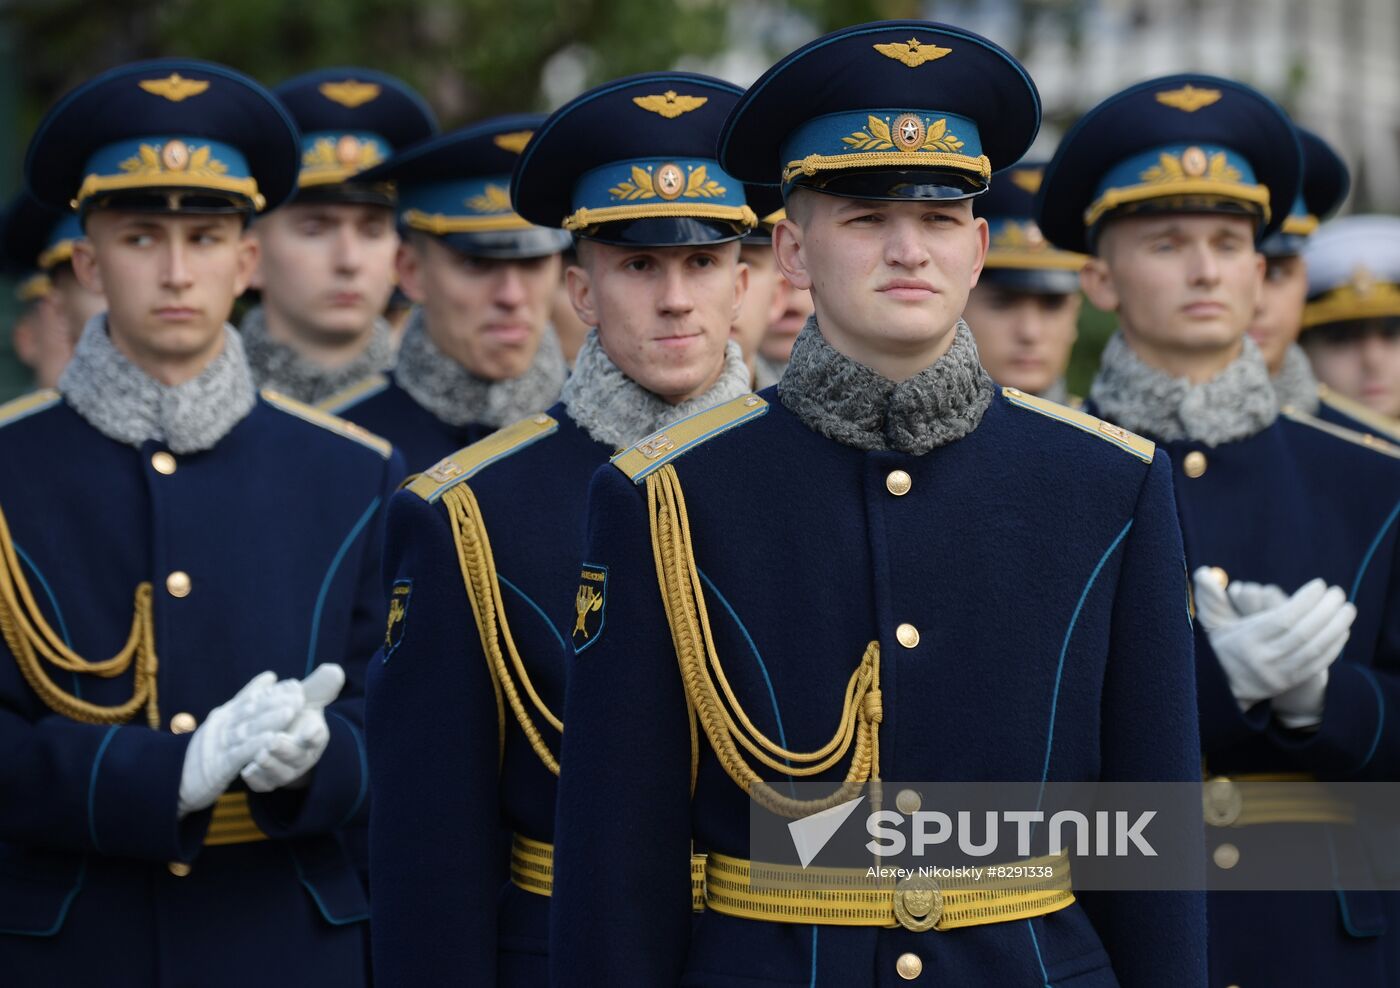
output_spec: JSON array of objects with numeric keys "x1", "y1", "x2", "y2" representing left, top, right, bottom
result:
[
  {"x1": 383, "y1": 580, "x2": 412, "y2": 661},
  {"x1": 572, "y1": 566, "x2": 608, "y2": 652},
  {"x1": 139, "y1": 73, "x2": 209, "y2": 102},
  {"x1": 873, "y1": 37, "x2": 952, "y2": 68},
  {"x1": 609, "y1": 163, "x2": 726, "y2": 202},
  {"x1": 632, "y1": 91, "x2": 708, "y2": 118},
  {"x1": 319, "y1": 80, "x2": 382, "y2": 108},
  {"x1": 493, "y1": 130, "x2": 533, "y2": 154},
  {"x1": 302, "y1": 136, "x2": 383, "y2": 173},
  {"x1": 466, "y1": 184, "x2": 513, "y2": 213},
  {"x1": 1154, "y1": 84, "x2": 1222, "y2": 113},
  {"x1": 1010, "y1": 169, "x2": 1043, "y2": 195},
  {"x1": 841, "y1": 115, "x2": 965, "y2": 155}
]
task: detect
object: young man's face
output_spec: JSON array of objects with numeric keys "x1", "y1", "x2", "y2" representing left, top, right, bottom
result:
[
  {"x1": 1247, "y1": 254, "x2": 1309, "y2": 375},
  {"x1": 252, "y1": 202, "x2": 398, "y2": 344},
  {"x1": 1302, "y1": 319, "x2": 1400, "y2": 418},
  {"x1": 962, "y1": 284, "x2": 1080, "y2": 396},
  {"x1": 72, "y1": 210, "x2": 256, "y2": 369},
  {"x1": 774, "y1": 193, "x2": 988, "y2": 367},
  {"x1": 761, "y1": 271, "x2": 814, "y2": 364},
  {"x1": 12, "y1": 295, "x2": 74, "y2": 389},
  {"x1": 730, "y1": 244, "x2": 785, "y2": 371},
  {"x1": 398, "y1": 235, "x2": 561, "y2": 381},
  {"x1": 1082, "y1": 213, "x2": 1264, "y2": 363},
  {"x1": 567, "y1": 240, "x2": 747, "y2": 404}
]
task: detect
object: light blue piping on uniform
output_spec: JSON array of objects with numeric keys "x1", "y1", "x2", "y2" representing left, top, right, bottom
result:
[{"x1": 305, "y1": 496, "x2": 381, "y2": 675}]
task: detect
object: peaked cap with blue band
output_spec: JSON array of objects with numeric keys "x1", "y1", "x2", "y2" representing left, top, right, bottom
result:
[
  {"x1": 1036, "y1": 74, "x2": 1301, "y2": 255},
  {"x1": 357, "y1": 114, "x2": 570, "y2": 259},
  {"x1": 1260, "y1": 126, "x2": 1349, "y2": 258},
  {"x1": 273, "y1": 67, "x2": 438, "y2": 203},
  {"x1": 25, "y1": 58, "x2": 300, "y2": 218},
  {"x1": 717, "y1": 20, "x2": 1039, "y2": 201},
  {"x1": 0, "y1": 193, "x2": 83, "y2": 275},
  {"x1": 511, "y1": 72, "x2": 755, "y2": 247},
  {"x1": 974, "y1": 160, "x2": 1085, "y2": 294}
]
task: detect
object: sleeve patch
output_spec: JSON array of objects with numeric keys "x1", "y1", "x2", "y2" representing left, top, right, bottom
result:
[
  {"x1": 382, "y1": 579, "x2": 413, "y2": 662},
  {"x1": 572, "y1": 564, "x2": 608, "y2": 653}
]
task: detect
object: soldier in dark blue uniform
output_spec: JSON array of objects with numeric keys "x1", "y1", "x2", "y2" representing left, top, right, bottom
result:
[
  {"x1": 318, "y1": 115, "x2": 572, "y2": 471},
  {"x1": 0, "y1": 58, "x2": 404, "y2": 986},
  {"x1": 1299, "y1": 214, "x2": 1400, "y2": 443},
  {"x1": 731, "y1": 184, "x2": 787, "y2": 390},
  {"x1": 550, "y1": 22, "x2": 1204, "y2": 987},
  {"x1": 1, "y1": 193, "x2": 107, "y2": 389},
  {"x1": 241, "y1": 68, "x2": 438, "y2": 404},
  {"x1": 964, "y1": 161, "x2": 1087, "y2": 404},
  {"x1": 1038, "y1": 73, "x2": 1400, "y2": 986},
  {"x1": 1242, "y1": 127, "x2": 1386, "y2": 437},
  {"x1": 365, "y1": 72, "x2": 756, "y2": 985}
]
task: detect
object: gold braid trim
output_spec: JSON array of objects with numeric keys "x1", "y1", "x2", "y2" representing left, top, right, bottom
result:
[
  {"x1": 563, "y1": 203, "x2": 757, "y2": 233},
  {"x1": 646, "y1": 464, "x2": 881, "y2": 819},
  {"x1": 443, "y1": 484, "x2": 562, "y2": 776},
  {"x1": 0, "y1": 501, "x2": 159, "y2": 727},
  {"x1": 783, "y1": 151, "x2": 991, "y2": 185}
]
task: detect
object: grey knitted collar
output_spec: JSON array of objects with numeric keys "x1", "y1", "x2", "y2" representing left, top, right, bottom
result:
[
  {"x1": 562, "y1": 330, "x2": 752, "y2": 449},
  {"x1": 1271, "y1": 343, "x2": 1321, "y2": 416},
  {"x1": 59, "y1": 314, "x2": 257, "y2": 454},
  {"x1": 1038, "y1": 377, "x2": 1071, "y2": 405},
  {"x1": 779, "y1": 317, "x2": 994, "y2": 454},
  {"x1": 395, "y1": 308, "x2": 567, "y2": 429},
  {"x1": 239, "y1": 303, "x2": 395, "y2": 405},
  {"x1": 1089, "y1": 332, "x2": 1278, "y2": 446}
]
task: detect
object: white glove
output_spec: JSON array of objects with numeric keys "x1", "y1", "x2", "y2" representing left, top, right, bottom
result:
[
  {"x1": 178, "y1": 672, "x2": 305, "y2": 817},
  {"x1": 1192, "y1": 568, "x2": 1355, "y2": 726},
  {"x1": 241, "y1": 664, "x2": 345, "y2": 793}
]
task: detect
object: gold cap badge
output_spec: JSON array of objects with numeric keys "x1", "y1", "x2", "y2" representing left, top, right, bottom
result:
[
  {"x1": 632, "y1": 91, "x2": 708, "y2": 119},
  {"x1": 1155, "y1": 85, "x2": 1223, "y2": 113},
  {"x1": 493, "y1": 130, "x2": 533, "y2": 154},
  {"x1": 873, "y1": 38, "x2": 952, "y2": 68},
  {"x1": 1010, "y1": 169, "x2": 1043, "y2": 194},
  {"x1": 319, "y1": 80, "x2": 382, "y2": 108},
  {"x1": 139, "y1": 73, "x2": 209, "y2": 103}
]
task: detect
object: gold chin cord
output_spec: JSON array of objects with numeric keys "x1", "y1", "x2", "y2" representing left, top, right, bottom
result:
[
  {"x1": 646, "y1": 463, "x2": 883, "y2": 818},
  {"x1": 0, "y1": 501, "x2": 160, "y2": 728},
  {"x1": 443, "y1": 483, "x2": 562, "y2": 775}
]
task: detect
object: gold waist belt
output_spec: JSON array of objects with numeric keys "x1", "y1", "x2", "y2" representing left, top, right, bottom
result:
[
  {"x1": 510, "y1": 834, "x2": 707, "y2": 911},
  {"x1": 1204, "y1": 773, "x2": 1355, "y2": 828},
  {"x1": 203, "y1": 792, "x2": 269, "y2": 847},
  {"x1": 704, "y1": 849, "x2": 1074, "y2": 932}
]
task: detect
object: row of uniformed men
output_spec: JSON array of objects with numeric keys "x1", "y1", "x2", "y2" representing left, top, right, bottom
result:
[{"x1": 0, "y1": 18, "x2": 1398, "y2": 988}]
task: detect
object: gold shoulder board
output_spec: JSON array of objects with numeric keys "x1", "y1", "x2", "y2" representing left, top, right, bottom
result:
[
  {"x1": 612, "y1": 394, "x2": 768, "y2": 483},
  {"x1": 1001, "y1": 386, "x2": 1155, "y2": 463},
  {"x1": 1315, "y1": 385, "x2": 1400, "y2": 444},
  {"x1": 261, "y1": 388, "x2": 393, "y2": 458},
  {"x1": 1281, "y1": 405, "x2": 1400, "y2": 460},
  {"x1": 0, "y1": 389, "x2": 60, "y2": 430},
  {"x1": 408, "y1": 413, "x2": 558, "y2": 503},
  {"x1": 315, "y1": 373, "x2": 391, "y2": 415}
]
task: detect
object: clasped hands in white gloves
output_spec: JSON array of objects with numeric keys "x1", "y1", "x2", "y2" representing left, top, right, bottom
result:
[
  {"x1": 1192, "y1": 567, "x2": 1355, "y2": 729},
  {"x1": 177, "y1": 664, "x2": 345, "y2": 817}
]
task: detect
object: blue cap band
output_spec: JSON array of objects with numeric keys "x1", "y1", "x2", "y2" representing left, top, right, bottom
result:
[
  {"x1": 564, "y1": 156, "x2": 754, "y2": 232},
  {"x1": 78, "y1": 135, "x2": 260, "y2": 209},
  {"x1": 1085, "y1": 143, "x2": 1270, "y2": 227}
]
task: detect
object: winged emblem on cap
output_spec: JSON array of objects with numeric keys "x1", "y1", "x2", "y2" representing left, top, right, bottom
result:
[
  {"x1": 492, "y1": 131, "x2": 533, "y2": 154},
  {"x1": 466, "y1": 184, "x2": 513, "y2": 213},
  {"x1": 1010, "y1": 169, "x2": 1043, "y2": 194},
  {"x1": 873, "y1": 38, "x2": 952, "y2": 68},
  {"x1": 139, "y1": 73, "x2": 209, "y2": 102},
  {"x1": 319, "y1": 80, "x2": 382, "y2": 108},
  {"x1": 1154, "y1": 85, "x2": 1222, "y2": 113},
  {"x1": 632, "y1": 91, "x2": 708, "y2": 119}
]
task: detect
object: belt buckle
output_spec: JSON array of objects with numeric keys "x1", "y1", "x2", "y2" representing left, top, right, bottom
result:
[{"x1": 893, "y1": 874, "x2": 944, "y2": 932}]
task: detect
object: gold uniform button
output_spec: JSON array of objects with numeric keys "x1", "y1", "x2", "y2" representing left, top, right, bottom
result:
[
  {"x1": 896, "y1": 788, "x2": 922, "y2": 814},
  {"x1": 896, "y1": 952, "x2": 923, "y2": 980},
  {"x1": 1183, "y1": 451, "x2": 1207, "y2": 478},
  {"x1": 167, "y1": 861, "x2": 192, "y2": 878},
  {"x1": 1213, "y1": 842, "x2": 1240, "y2": 870},
  {"x1": 170, "y1": 712, "x2": 198, "y2": 735},
  {"x1": 895, "y1": 623, "x2": 920, "y2": 649},
  {"x1": 885, "y1": 470, "x2": 912, "y2": 497},
  {"x1": 151, "y1": 451, "x2": 176, "y2": 475},
  {"x1": 166, "y1": 571, "x2": 191, "y2": 598}
]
